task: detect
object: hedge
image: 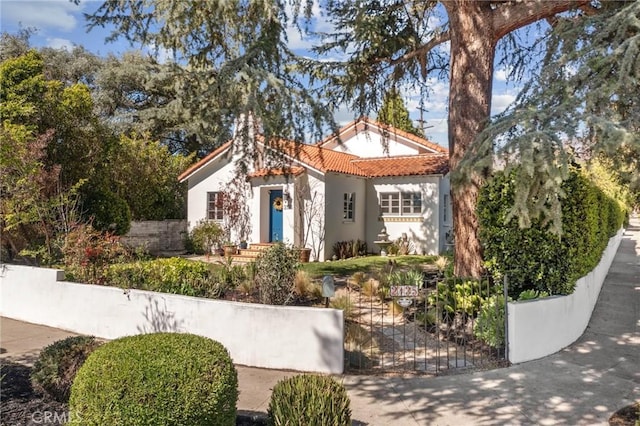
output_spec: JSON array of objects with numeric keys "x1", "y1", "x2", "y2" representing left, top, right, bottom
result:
[
  {"x1": 478, "y1": 168, "x2": 625, "y2": 297},
  {"x1": 105, "y1": 257, "x2": 229, "y2": 298}
]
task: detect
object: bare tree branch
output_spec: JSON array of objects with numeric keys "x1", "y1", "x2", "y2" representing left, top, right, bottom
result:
[{"x1": 492, "y1": 0, "x2": 592, "y2": 40}]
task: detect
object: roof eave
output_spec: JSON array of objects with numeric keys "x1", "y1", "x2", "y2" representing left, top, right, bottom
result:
[{"x1": 177, "y1": 142, "x2": 233, "y2": 183}]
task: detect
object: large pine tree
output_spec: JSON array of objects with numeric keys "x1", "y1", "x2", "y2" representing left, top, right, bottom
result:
[{"x1": 86, "y1": 0, "x2": 639, "y2": 277}]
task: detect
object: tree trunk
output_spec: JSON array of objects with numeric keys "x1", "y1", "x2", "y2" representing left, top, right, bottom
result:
[{"x1": 446, "y1": 3, "x2": 496, "y2": 278}]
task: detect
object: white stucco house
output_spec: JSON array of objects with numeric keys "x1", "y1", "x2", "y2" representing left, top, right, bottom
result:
[{"x1": 178, "y1": 117, "x2": 452, "y2": 261}]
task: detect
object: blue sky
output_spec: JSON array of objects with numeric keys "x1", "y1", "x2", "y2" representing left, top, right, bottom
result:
[{"x1": 1, "y1": 0, "x2": 522, "y2": 148}]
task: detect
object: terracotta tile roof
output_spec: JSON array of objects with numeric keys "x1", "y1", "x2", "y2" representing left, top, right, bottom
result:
[
  {"x1": 352, "y1": 154, "x2": 449, "y2": 177},
  {"x1": 263, "y1": 138, "x2": 368, "y2": 177},
  {"x1": 179, "y1": 128, "x2": 449, "y2": 183},
  {"x1": 320, "y1": 116, "x2": 448, "y2": 154},
  {"x1": 248, "y1": 166, "x2": 306, "y2": 178},
  {"x1": 178, "y1": 141, "x2": 232, "y2": 182}
]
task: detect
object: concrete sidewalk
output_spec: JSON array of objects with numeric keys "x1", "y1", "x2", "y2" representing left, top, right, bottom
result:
[{"x1": 2, "y1": 218, "x2": 638, "y2": 425}]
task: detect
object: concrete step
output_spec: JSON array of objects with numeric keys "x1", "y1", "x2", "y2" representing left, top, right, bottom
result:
[{"x1": 248, "y1": 243, "x2": 277, "y2": 251}]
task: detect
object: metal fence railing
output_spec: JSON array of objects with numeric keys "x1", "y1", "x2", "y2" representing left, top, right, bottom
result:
[{"x1": 342, "y1": 269, "x2": 509, "y2": 374}]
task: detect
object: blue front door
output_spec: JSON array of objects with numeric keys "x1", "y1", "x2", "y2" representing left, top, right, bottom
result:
[{"x1": 269, "y1": 190, "x2": 283, "y2": 242}]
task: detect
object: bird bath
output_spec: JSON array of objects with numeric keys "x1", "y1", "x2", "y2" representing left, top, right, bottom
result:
[{"x1": 373, "y1": 227, "x2": 392, "y2": 256}]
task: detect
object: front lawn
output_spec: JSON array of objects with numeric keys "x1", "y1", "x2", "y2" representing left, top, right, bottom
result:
[{"x1": 300, "y1": 255, "x2": 437, "y2": 278}]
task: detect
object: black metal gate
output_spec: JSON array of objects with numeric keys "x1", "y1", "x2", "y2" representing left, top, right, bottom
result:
[{"x1": 342, "y1": 268, "x2": 509, "y2": 374}]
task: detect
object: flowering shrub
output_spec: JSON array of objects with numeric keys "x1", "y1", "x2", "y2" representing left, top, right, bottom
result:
[{"x1": 62, "y1": 224, "x2": 132, "y2": 284}]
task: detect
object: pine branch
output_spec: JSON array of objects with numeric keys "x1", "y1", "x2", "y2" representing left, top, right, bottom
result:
[
  {"x1": 383, "y1": 30, "x2": 450, "y2": 67},
  {"x1": 492, "y1": 0, "x2": 592, "y2": 40}
]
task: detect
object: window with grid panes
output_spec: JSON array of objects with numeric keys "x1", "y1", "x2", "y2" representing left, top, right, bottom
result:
[
  {"x1": 380, "y1": 192, "x2": 422, "y2": 215},
  {"x1": 402, "y1": 192, "x2": 422, "y2": 214},
  {"x1": 343, "y1": 192, "x2": 355, "y2": 221},
  {"x1": 379, "y1": 192, "x2": 400, "y2": 215},
  {"x1": 207, "y1": 192, "x2": 224, "y2": 220}
]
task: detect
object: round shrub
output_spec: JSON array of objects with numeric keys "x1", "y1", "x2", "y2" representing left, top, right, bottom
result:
[
  {"x1": 69, "y1": 333, "x2": 238, "y2": 426},
  {"x1": 268, "y1": 374, "x2": 351, "y2": 426},
  {"x1": 30, "y1": 336, "x2": 102, "y2": 402},
  {"x1": 186, "y1": 220, "x2": 223, "y2": 255}
]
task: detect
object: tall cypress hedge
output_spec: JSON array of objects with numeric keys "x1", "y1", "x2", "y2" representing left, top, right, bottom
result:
[{"x1": 478, "y1": 168, "x2": 625, "y2": 297}]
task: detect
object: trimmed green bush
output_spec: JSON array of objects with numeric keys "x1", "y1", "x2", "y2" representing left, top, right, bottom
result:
[
  {"x1": 268, "y1": 374, "x2": 351, "y2": 426},
  {"x1": 255, "y1": 243, "x2": 300, "y2": 305},
  {"x1": 105, "y1": 257, "x2": 229, "y2": 298},
  {"x1": 69, "y1": 333, "x2": 237, "y2": 426},
  {"x1": 30, "y1": 336, "x2": 102, "y2": 402},
  {"x1": 478, "y1": 168, "x2": 626, "y2": 297}
]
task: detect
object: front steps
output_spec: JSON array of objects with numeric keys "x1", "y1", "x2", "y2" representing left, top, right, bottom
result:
[{"x1": 227, "y1": 243, "x2": 275, "y2": 264}]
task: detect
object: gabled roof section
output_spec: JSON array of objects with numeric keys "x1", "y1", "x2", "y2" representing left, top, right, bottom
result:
[
  {"x1": 178, "y1": 141, "x2": 232, "y2": 182},
  {"x1": 260, "y1": 137, "x2": 367, "y2": 177},
  {"x1": 352, "y1": 154, "x2": 449, "y2": 178},
  {"x1": 319, "y1": 116, "x2": 448, "y2": 155},
  {"x1": 179, "y1": 122, "x2": 450, "y2": 182}
]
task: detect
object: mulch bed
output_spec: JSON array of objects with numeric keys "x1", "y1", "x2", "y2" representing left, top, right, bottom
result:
[
  {"x1": 1, "y1": 362, "x2": 68, "y2": 426},
  {"x1": 609, "y1": 403, "x2": 640, "y2": 426},
  {"x1": 0, "y1": 361, "x2": 267, "y2": 426}
]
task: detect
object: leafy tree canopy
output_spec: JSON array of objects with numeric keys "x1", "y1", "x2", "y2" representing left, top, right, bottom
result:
[{"x1": 87, "y1": 0, "x2": 337, "y2": 170}]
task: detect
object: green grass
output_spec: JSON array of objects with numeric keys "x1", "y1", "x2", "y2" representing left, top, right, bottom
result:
[{"x1": 300, "y1": 255, "x2": 436, "y2": 278}]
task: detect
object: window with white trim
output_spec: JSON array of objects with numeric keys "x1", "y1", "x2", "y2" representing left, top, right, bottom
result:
[
  {"x1": 402, "y1": 192, "x2": 422, "y2": 214},
  {"x1": 380, "y1": 192, "x2": 422, "y2": 216},
  {"x1": 343, "y1": 192, "x2": 355, "y2": 221},
  {"x1": 380, "y1": 192, "x2": 400, "y2": 215},
  {"x1": 207, "y1": 191, "x2": 224, "y2": 220}
]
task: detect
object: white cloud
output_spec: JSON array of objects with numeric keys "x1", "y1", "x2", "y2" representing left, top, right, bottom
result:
[
  {"x1": 2, "y1": 0, "x2": 81, "y2": 32},
  {"x1": 146, "y1": 42, "x2": 174, "y2": 64},
  {"x1": 285, "y1": 25, "x2": 316, "y2": 51},
  {"x1": 398, "y1": 79, "x2": 450, "y2": 117},
  {"x1": 491, "y1": 92, "x2": 517, "y2": 116},
  {"x1": 422, "y1": 118, "x2": 448, "y2": 147},
  {"x1": 46, "y1": 37, "x2": 73, "y2": 51},
  {"x1": 333, "y1": 104, "x2": 354, "y2": 126},
  {"x1": 495, "y1": 67, "x2": 510, "y2": 82}
]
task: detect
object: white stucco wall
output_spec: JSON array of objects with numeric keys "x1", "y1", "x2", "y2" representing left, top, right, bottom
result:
[
  {"x1": 507, "y1": 228, "x2": 623, "y2": 364},
  {"x1": 0, "y1": 265, "x2": 344, "y2": 374},
  {"x1": 327, "y1": 131, "x2": 422, "y2": 158},
  {"x1": 293, "y1": 172, "x2": 327, "y2": 261},
  {"x1": 323, "y1": 174, "x2": 367, "y2": 259},
  {"x1": 365, "y1": 176, "x2": 441, "y2": 255},
  {"x1": 185, "y1": 151, "x2": 238, "y2": 232}
]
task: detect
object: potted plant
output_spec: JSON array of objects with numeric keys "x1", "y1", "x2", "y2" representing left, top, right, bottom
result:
[
  {"x1": 239, "y1": 240, "x2": 248, "y2": 250},
  {"x1": 297, "y1": 247, "x2": 312, "y2": 263},
  {"x1": 223, "y1": 242, "x2": 237, "y2": 257}
]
